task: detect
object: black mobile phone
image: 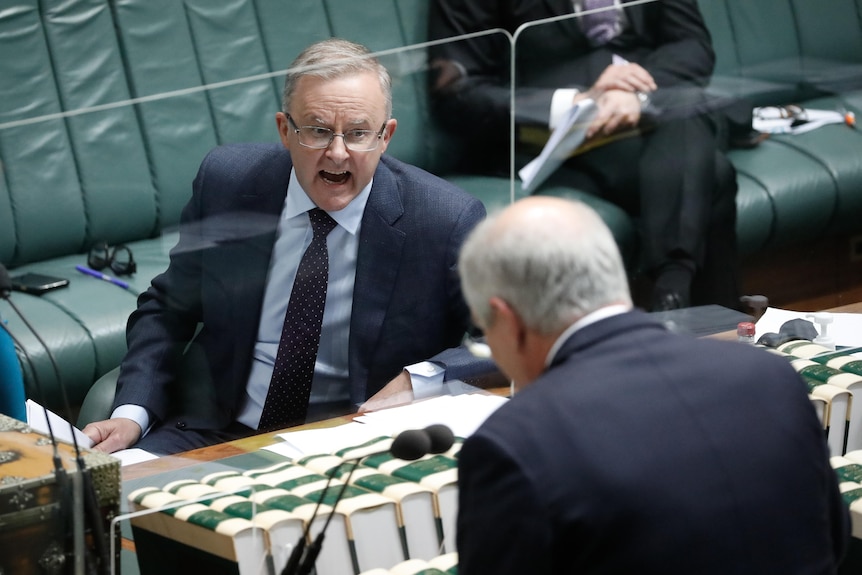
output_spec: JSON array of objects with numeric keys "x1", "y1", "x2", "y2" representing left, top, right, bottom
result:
[{"x1": 10, "y1": 272, "x2": 70, "y2": 295}]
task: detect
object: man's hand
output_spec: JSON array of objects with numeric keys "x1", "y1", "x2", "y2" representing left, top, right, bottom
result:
[
  {"x1": 430, "y1": 58, "x2": 464, "y2": 92},
  {"x1": 357, "y1": 370, "x2": 415, "y2": 414},
  {"x1": 81, "y1": 418, "x2": 142, "y2": 454},
  {"x1": 587, "y1": 89, "x2": 642, "y2": 140},
  {"x1": 592, "y1": 62, "x2": 656, "y2": 94}
]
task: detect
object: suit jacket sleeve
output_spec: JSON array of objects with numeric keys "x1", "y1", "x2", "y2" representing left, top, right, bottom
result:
[
  {"x1": 112, "y1": 165, "x2": 208, "y2": 419},
  {"x1": 113, "y1": 143, "x2": 286, "y2": 424}
]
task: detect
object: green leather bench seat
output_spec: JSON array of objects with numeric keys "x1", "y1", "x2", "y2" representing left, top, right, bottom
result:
[{"x1": 2, "y1": 0, "x2": 862, "y2": 419}]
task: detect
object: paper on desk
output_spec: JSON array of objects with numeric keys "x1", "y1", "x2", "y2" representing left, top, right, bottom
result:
[
  {"x1": 266, "y1": 393, "x2": 508, "y2": 459},
  {"x1": 25, "y1": 399, "x2": 159, "y2": 466},
  {"x1": 756, "y1": 307, "x2": 862, "y2": 348},
  {"x1": 26, "y1": 399, "x2": 94, "y2": 448},
  {"x1": 519, "y1": 98, "x2": 597, "y2": 192},
  {"x1": 268, "y1": 421, "x2": 389, "y2": 459},
  {"x1": 112, "y1": 448, "x2": 159, "y2": 466},
  {"x1": 353, "y1": 394, "x2": 508, "y2": 438}
]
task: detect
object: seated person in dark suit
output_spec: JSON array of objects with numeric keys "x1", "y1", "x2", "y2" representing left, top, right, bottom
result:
[
  {"x1": 429, "y1": 0, "x2": 739, "y2": 311},
  {"x1": 82, "y1": 39, "x2": 492, "y2": 456},
  {"x1": 455, "y1": 196, "x2": 849, "y2": 574}
]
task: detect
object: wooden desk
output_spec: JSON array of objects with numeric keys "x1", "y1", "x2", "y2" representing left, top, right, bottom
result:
[
  {"x1": 121, "y1": 415, "x2": 353, "y2": 482},
  {"x1": 125, "y1": 303, "x2": 862, "y2": 483}
]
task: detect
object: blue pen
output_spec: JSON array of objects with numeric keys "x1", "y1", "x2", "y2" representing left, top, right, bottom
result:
[{"x1": 75, "y1": 265, "x2": 130, "y2": 290}]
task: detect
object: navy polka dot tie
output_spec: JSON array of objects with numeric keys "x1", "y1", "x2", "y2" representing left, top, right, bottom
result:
[{"x1": 259, "y1": 208, "x2": 338, "y2": 431}]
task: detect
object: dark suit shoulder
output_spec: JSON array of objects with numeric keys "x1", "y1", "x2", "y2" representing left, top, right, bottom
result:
[
  {"x1": 198, "y1": 142, "x2": 289, "y2": 179},
  {"x1": 379, "y1": 154, "x2": 483, "y2": 209},
  {"x1": 193, "y1": 143, "x2": 292, "y2": 212}
]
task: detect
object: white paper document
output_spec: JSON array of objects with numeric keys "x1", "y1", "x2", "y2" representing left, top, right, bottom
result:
[
  {"x1": 266, "y1": 393, "x2": 508, "y2": 459},
  {"x1": 519, "y1": 98, "x2": 597, "y2": 192},
  {"x1": 25, "y1": 399, "x2": 158, "y2": 466},
  {"x1": 26, "y1": 399, "x2": 94, "y2": 448}
]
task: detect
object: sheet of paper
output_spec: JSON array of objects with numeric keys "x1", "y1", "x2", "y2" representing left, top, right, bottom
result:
[
  {"x1": 755, "y1": 307, "x2": 862, "y2": 348},
  {"x1": 266, "y1": 393, "x2": 508, "y2": 458},
  {"x1": 519, "y1": 98, "x2": 597, "y2": 192},
  {"x1": 112, "y1": 447, "x2": 159, "y2": 466},
  {"x1": 353, "y1": 393, "x2": 508, "y2": 438},
  {"x1": 26, "y1": 399, "x2": 94, "y2": 448}
]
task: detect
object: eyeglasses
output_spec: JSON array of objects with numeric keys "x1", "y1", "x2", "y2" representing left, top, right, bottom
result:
[
  {"x1": 87, "y1": 242, "x2": 137, "y2": 276},
  {"x1": 286, "y1": 114, "x2": 386, "y2": 152}
]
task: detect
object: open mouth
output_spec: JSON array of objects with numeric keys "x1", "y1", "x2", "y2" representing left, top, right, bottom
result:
[{"x1": 320, "y1": 170, "x2": 351, "y2": 185}]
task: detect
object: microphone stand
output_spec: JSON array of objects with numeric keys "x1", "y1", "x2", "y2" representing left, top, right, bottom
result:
[
  {"x1": 0, "y1": 264, "x2": 110, "y2": 575},
  {"x1": 290, "y1": 428, "x2": 441, "y2": 575}
]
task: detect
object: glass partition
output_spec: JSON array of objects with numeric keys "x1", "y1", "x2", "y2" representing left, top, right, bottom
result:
[{"x1": 3, "y1": 1, "x2": 862, "y2": 573}]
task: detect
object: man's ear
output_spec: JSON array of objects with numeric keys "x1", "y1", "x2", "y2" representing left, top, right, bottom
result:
[
  {"x1": 489, "y1": 297, "x2": 527, "y2": 350},
  {"x1": 275, "y1": 112, "x2": 291, "y2": 150}
]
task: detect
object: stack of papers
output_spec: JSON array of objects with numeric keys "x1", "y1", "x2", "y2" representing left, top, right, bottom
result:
[
  {"x1": 519, "y1": 98, "x2": 597, "y2": 192},
  {"x1": 267, "y1": 393, "x2": 508, "y2": 459}
]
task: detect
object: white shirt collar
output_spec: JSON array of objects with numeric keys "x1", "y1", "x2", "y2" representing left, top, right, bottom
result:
[
  {"x1": 284, "y1": 168, "x2": 372, "y2": 235},
  {"x1": 545, "y1": 304, "x2": 632, "y2": 367}
]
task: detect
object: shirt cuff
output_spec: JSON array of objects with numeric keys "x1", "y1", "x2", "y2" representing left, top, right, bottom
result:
[
  {"x1": 405, "y1": 361, "x2": 446, "y2": 400},
  {"x1": 550, "y1": 89, "x2": 581, "y2": 130},
  {"x1": 111, "y1": 404, "x2": 151, "y2": 438}
]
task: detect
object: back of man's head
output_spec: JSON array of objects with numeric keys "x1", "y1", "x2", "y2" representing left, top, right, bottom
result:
[{"x1": 458, "y1": 197, "x2": 632, "y2": 335}]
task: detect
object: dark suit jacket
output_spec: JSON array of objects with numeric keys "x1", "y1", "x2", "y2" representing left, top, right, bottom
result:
[
  {"x1": 429, "y1": 0, "x2": 716, "y2": 160},
  {"x1": 457, "y1": 311, "x2": 849, "y2": 574},
  {"x1": 113, "y1": 143, "x2": 487, "y2": 430}
]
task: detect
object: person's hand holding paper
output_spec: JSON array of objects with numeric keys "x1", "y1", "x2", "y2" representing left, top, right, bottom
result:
[{"x1": 519, "y1": 98, "x2": 598, "y2": 192}]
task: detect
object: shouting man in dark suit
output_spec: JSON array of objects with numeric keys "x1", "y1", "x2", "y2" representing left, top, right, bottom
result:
[
  {"x1": 83, "y1": 39, "x2": 490, "y2": 455},
  {"x1": 430, "y1": 0, "x2": 739, "y2": 310},
  {"x1": 455, "y1": 196, "x2": 848, "y2": 574}
]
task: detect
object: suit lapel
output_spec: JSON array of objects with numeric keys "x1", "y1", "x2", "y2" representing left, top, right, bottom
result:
[
  {"x1": 222, "y1": 147, "x2": 293, "y2": 385},
  {"x1": 348, "y1": 159, "x2": 406, "y2": 400}
]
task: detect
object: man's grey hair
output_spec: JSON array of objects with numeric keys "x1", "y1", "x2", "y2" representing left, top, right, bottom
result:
[
  {"x1": 282, "y1": 38, "x2": 393, "y2": 119},
  {"x1": 458, "y1": 199, "x2": 632, "y2": 335}
]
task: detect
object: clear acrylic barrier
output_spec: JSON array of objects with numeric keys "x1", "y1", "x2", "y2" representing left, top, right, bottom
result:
[
  {"x1": 4, "y1": 1, "x2": 862, "y2": 572},
  {"x1": 110, "y1": 382, "x2": 510, "y2": 575}
]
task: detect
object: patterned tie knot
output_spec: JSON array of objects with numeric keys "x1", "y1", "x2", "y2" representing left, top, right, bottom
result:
[
  {"x1": 581, "y1": 0, "x2": 621, "y2": 46},
  {"x1": 309, "y1": 207, "x2": 337, "y2": 239}
]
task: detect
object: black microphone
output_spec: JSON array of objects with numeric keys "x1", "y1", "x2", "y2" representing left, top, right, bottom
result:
[
  {"x1": 0, "y1": 262, "x2": 110, "y2": 575},
  {"x1": 283, "y1": 427, "x2": 439, "y2": 575},
  {"x1": 424, "y1": 423, "x2": 455, "y2": 454}
]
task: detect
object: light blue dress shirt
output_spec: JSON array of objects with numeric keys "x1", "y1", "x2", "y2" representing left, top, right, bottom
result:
[
  {"x1": 115, "y1": 169, "x2": 371, "y2": 433},
  {"x1": 237, "y1": 169, "x2": 370, "y2": 428}
]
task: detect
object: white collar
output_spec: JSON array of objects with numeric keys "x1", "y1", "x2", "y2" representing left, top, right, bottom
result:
[
  {"x1": 284, "y1": 168, "x2": 372, "y2": 235},
  {"x1": 545, "y1": 304, "x2": 632, "y2": 367}
]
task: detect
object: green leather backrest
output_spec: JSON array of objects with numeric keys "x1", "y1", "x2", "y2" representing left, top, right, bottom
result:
[
  {"x1": 41, "y1": 0, "x2": 157, "y2": 247},
  {"x1": 0, "y1": 1, "x2": 87, "y2": 265},
  {"x1": 791, "y1": 0, "x2": 862, "y2": 62},
  {"x1": 252, "y1": 0, "x2": 330, "y2": 111},
  {"x1": 183, "y1": 0, "x2": 280, "y2": 143},
  {"x1": 111, "y1": 0, "x2": 219, "y2": 230},
  {"x1": 722, "y1": 0, "x2": 801, "y2": 74},
  {"x1": 696, "y1": 0, "x2": 737, "y2": 77}
]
